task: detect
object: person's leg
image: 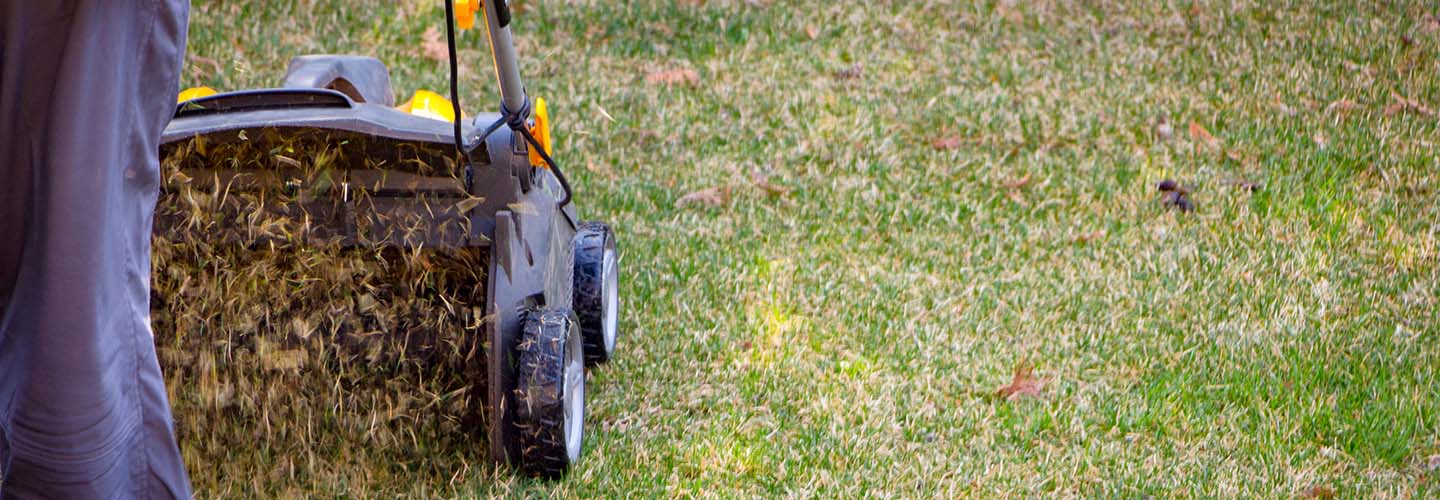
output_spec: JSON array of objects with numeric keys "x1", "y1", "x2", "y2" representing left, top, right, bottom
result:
[{"x1": 0, "y1": 0, "x2": 191, "y2": 497}]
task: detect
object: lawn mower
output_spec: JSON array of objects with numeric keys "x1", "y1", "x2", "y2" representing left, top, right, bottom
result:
[{"x1": 152, "y1": 0, "x2": 619, "y2": 479}]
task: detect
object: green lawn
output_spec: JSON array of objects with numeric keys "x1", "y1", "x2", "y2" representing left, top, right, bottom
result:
[{"x1": 179, "y1": 0, "x2": 1439, "y2": 496}]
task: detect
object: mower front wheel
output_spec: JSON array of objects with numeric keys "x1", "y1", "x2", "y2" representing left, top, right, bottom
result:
[{"x1": 514, "y1": 306, "x2": 586, "y2": 478}]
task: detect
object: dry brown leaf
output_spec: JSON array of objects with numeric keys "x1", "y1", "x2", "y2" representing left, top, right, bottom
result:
[
  {"x1": 1299, "y1": 485, "x2": 1335, "y2": 499},
  {"x1": 421, "y1": 26, "x2": 448, "y2": 62},
  {"x1": 1003, "y1": 174, "x2": 1032, "y2": 190},
  {"x1": 996, "y1": 361, "x2": 1045, "y2": 400},
  {"x1": 675, "y1": 186, "x2": 731, "y2": 208},
  {"x1": 751, "y1": 170, "x2": 790, "y2": 197},
  {"x1": 1384, "y1": 92, "x2": 1435, "y2": 118},
  {"x1": 1325, "y1": 99, "x2": 1359, "y2": 115},
  {"x1": 645, "y1": 68, "x2": 700, "y2": 87},
  {"x1": 805, "y1": 25, "x2": 820, "y2": 40},
  {"x1": 1188, "y1": 120, "x2": 1221, "y2": 151},
  {"x1": 931, "y1": 136, "x2": 965, "y2": 151}
]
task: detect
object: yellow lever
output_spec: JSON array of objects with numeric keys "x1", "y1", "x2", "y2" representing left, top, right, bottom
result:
[{"x1": 528, "y1": 97, "x2": 553, "y2": 168}]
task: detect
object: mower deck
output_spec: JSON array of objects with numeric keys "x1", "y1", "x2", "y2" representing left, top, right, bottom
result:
[{"x1": 155, "y1": 83, "x2": 596, "y2": 472}]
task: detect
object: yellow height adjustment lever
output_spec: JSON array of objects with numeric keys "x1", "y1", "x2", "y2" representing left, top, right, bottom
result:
[
  {"x1": 454, "y1": 0, "x2": 480, "y2": 30},
  {"x1": 529, "y1": 97, "x2": 553, "y2": 168}
]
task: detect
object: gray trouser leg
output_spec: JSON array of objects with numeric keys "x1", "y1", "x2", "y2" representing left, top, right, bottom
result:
[{"x1": 0, "y1": 1, "x2": 192, "y2": 498}]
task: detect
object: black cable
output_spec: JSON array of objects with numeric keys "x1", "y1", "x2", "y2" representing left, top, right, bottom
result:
[
  {"x1": 517, "y1": 125, "x2": 573, "y2": 207},
  {"x1": 443, "y1": 0, "x2": 467, "y2": 161}
]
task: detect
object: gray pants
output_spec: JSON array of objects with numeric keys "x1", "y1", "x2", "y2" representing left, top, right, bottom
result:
[{"x1": 0, "y1": 1, "x2": 193, "y2": 498}]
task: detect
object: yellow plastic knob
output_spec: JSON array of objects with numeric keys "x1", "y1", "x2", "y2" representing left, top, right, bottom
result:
[
  {"x1": 398, "y1": 89, "x2": 458, "y2": 122},
  {"x1": 177, "y1": 86, "x2": 218, "y2": 103},
  {"x1": 455, "y1": 0, "x2": 479, "y2": 30}
]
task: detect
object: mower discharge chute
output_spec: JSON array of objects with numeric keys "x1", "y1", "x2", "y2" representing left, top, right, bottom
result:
[{"x1": 151, "y1": 1, "x2": 619, "y2": 479}]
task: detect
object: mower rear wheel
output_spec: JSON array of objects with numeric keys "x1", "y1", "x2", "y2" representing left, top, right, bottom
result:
[
  {"x1": 572, "y1": 222, "x2": 619, "y2": 366},
  {"x1": 514, "y1": 306, "x2": 585, "y2": 478}
]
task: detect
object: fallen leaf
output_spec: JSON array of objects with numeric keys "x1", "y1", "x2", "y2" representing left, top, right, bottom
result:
[
  {"x1": 995, "y1": 361, "x2": 1045, "y2": 400},
  {"x1": 805, "y1": 25, "x2": 819, "y2": 40},
  {"x1": 834, "y1": 62, "x2": 864, "y2": 80},
  {"x1": 1188, "y1": 120, "x2": 1222, "y2": 151},
  {"x1": 1384, "y1": 92, "x2": 1435, "y2": 118},
  {"x1": 931, "y1": 136, "x2": 965, "y2": 151},
  {"x1": 675, "y1": 186, "x2": 731, "y2": 208},
  {"x1": 645, "y1": 68, "x2": 700, "y2": 87},
  {"x1": 421, "y1": 26, "x2": 448, "y2": 62},
  {"x1": 750, "y1": 170, "x2": 790, "y2": 197},
  {"x1": 1003, "y1": 174, "x2": 1033, "y2": 190},
  {"x1": 1325, "y1": 99, "x2": 1359, "y2": 115},
  {"x1": 1299, "y1": 485, "x2": 1335, "y2": 499}
]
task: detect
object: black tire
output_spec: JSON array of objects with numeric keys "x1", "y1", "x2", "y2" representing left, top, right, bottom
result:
[
  {"x1": 514, "y1": 307, "x2": 585, "y2": 478},
  {"x1": 572, "y1": 222, "x2": 619, "y2": 366}
]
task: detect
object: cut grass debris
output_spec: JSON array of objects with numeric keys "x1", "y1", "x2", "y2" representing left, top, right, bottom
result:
[{"x1": 151, "y1": 131, "x2": 489, "y2": 497}]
